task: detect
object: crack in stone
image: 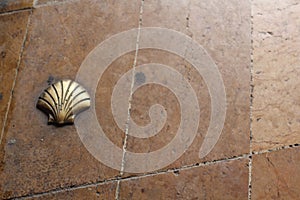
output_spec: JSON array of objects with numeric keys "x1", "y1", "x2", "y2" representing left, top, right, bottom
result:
[
  {"x1": 248, "y1": 0, "x2": 254, "y2": 199},
  {"x1": 114, "y1": 1, "x2": 144, "y2": 200}
]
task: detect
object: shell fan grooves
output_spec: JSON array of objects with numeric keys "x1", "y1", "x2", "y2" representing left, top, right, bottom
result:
[{"x1": 36, "y1": 79, "x2": 91, "y2": 126}]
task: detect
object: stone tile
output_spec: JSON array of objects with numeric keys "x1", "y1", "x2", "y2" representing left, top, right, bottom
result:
[
  {"x1": 142, "y1": 0, "x2": 190, "y2": 34},
  {"x1": 28, "y1": 182, "x2": 116, "y2": 200},
  {"x1": 0, "y1": 9, "x2": 30, "y2": 173},
  {"x1": 0, "y1": 1, "x2": 141, "y2": 199},
  {"x1": 119, "y1": 158, "x2": 249, "y2": 200},
  {"x1": 124, "y1": 49, "x2": 211, "y2": 173},
  {"x1": 188, "y1": 0, "x2": 251, "y2": 161},
  {"x1": 123, "y1": 0, "x2": 251, "y2": 173},
  {"x1": 252, "y1": 147, "x2": 300, "y2": 199},
  {"x1": 0, "y1": 11, "x2": 30, "y2": 131},
  {"x1": 96, "y1": 51, "x2": 135, "y2": 150},
  {"x1": 252, "y1": 0, "x2": 300, "y2": 151},
  {"x1": 0, "y1": 0, "x2": 33, "y2": 13}
]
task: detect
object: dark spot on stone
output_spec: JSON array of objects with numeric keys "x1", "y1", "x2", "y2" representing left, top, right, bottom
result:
[
  {"x1": 256, "y1": 118, "x2": 261, "y2": 122},
  {"x1": 141, "y1": 188, "x2": 145, "y2": 193},
  {"x1": 47, "y1": 75, "x2": 55, "y2": 85},
  {"x1": 1, "y1": 51, "x2": 6, "y2": 58},
  {"x1": 173, "y1": 170, "x2": 180, "y2": 176},
  {"x1": 135, "y1": 72, "x2": 146, "y2": 85},
  {"x1": 267, "y1": 31, "x2": 273, "y2": 35},
  {"x1": 12, "y1": 31, "x2": 19, "y2": 39},
  {"x1": 0, "y1": 93, "x2": 2, "y2": 100}
]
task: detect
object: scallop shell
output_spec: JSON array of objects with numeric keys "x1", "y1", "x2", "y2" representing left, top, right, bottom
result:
[{"x1": 36, "y1": 79, "x2": 91, "y2": 126}]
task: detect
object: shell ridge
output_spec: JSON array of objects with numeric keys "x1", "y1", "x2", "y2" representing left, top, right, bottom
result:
[
  {"x1": 38, "y1": 97, "x2": 57, "y2": 120},
  {"x1": 65, "y1": 97, "x2": 91, "y2": 119},
  {"x1": 64, "y1": 84, "x2": 81, "y2": 111},
  {"x1": 66, "y1": 90, "x2": 88, "y2": 112},
  {"x1": 44, "y1": 90, "x2": 58, "y2": 118},
  {"x1": 65, "y1": 93, "x2": 89, "y2": 115},
  {"x1": 60, "y1": 80, "x2": 64, "y2": 110},
  {"x1": 52, "y1": 84, "x2": 60, "y2": 109},
  {"x1": 45, "y1": 86, "x2": 59, "y2": 114},
  {"x1": 62, "y1": 80, "x2": 74, "y2": 111}
]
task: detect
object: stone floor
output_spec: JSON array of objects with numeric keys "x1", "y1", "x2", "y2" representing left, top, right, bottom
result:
[{"x1": 0, "y1": 0, "x2": 299, "y2": 199}]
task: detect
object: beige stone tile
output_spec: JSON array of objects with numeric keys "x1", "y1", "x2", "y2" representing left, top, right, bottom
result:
[
  {"x1": 123, "y1": 0, "x2": 251, "y2": 173},
  {"x1": 0, "y1": 11, "x2": 30, "y2": 142},
  {"x1": 0, "y1": 0, "x2": 32, "y2": 13},
  {"x1": 120, "y1": 158, "x2": 249, "y2": 200},
  {"x1": 27, "y1": 182, "x2": 116, "y2": 200},
  {"x1": 252, "y1": 0, "x2": 300, "y2": 151},
  {"x1": 142, "y1": 0, "x2": 190, "y2": 33},
  {"x1": 124, "y1": 49, "x2": 211, "y2": 173},
  {"x1": 0, "y1": 1, "x2": 141, "y2": 198},
  {"x1": 95, "y1": 51, "x2": 135, "y2": 150},
  {"x1": 188, "y1": 0, "x2": 251, "y2": 160},
  {"x1": 0, "y1": 12, "x2": 31, "y2": 199},
  {"x1": 252, "y1": 146, "x2": 300, "y2": 199}
]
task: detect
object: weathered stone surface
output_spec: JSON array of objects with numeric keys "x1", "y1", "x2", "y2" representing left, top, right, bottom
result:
[
  {"x1": 0, "y1": 11, "x2": 30, "y2": 142},
  {"x1": 124, "y1": 0, "x2": 251, "y2": 172},
  {"x1": 0, "y1": 1, "x2": 140, "y2": 198},
  {"x1": 252, "y1": 0, "x2": 300, "y2": 151},
  {"x1": 27, "y1": 182, "x2": 116, "y2": 200},
  {"x1": 120, "y1": 158, "x2": 249, "y2": 200},
  {"x1": 0, "y1": 11, "x2": 31, "y2": 199},
  {"x1": 252, "y1": 147, "x2": 300, "y2": 199}
]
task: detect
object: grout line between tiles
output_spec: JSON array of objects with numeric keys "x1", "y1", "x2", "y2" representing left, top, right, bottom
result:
[
  {"x1": 0, "y1": 9, "x2": 33, "y2": 146},
  {"x1": 252, "y1": 143, "x2": 300, "y2": 155},
  {"x1": 10, "y1": 142, "x2": 300, "y2": 200},
  {"x1": 0, "y1": 7, "x2": 32, "y2": 16},
  {"x1": 248, "y1": 0, "x2": 254, "y2": 199},
  {"x1": 182, "y1": 0, "x2": 192, "y2": 58},
  {"x1": 114, "y1": 154, "x2": 250, "y2": 186},
  {"x1": 14, "y1": 153, "x2": 249, "y2": 200},
  {"x1": 114, "y1": 1, "x2": 144, "y2": 200}
]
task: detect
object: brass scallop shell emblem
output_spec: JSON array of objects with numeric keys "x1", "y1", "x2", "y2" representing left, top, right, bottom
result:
[{"x1": 36, "y1": 79, "x2": 91, "y2": 126}]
